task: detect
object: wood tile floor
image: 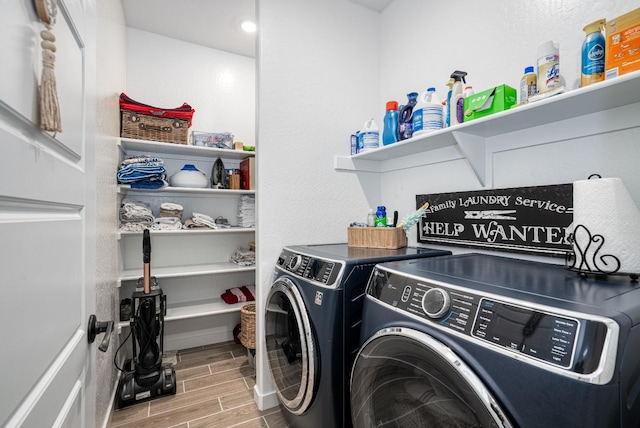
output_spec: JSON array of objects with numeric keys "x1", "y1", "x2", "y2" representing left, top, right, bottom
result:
[{"x1": 109, "y1": 341, "x2": 289, "y2": 428}]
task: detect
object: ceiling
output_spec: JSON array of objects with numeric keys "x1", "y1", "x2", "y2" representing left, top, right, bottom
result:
[{"x1": 121, "y1": 0, "x2": 393, "y2": 59}]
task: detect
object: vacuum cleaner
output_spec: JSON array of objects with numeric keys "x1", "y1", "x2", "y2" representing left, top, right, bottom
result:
[{"x1": 117, "y1": 229, "x2": 176, "y2": 408}]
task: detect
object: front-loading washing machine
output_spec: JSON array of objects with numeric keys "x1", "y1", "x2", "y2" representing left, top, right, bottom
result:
[
  {"x1": 350, "y1": 253, "x2": 640, "y2": 427},
  {"x1": 265, "y1": 243, "x2": 451, "y2": 428}
]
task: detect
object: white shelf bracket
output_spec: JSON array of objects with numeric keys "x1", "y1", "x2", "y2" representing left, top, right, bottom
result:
[
  {"x1": 334, "y1": 156, "x2": 381, "y2": 172},
  {"x1": 451, "y1": 131, "x2": 487, "y2": 187}
]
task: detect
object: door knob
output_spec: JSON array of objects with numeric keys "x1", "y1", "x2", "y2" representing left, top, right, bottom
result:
[{"x1": 88, "y1": 314, "x2": 114, "y2": 352}]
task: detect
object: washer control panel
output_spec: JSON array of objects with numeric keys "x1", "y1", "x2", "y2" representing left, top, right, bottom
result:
[
  {"x1": 368, "y1": 267, "x2": 608, "y2": 373},
  {"x1": 276, "y1": 249, "x2": 343, "y2": 287}
]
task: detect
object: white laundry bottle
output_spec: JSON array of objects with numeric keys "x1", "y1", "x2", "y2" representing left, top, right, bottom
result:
[
  {"x1": 412, "y1": 87, "x2": 443, "y2": 136},
  {"x1": 358, "y1": 118, "x2": 379, "y2": 152}
]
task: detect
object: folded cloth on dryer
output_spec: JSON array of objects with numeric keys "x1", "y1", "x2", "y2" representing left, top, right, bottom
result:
[{"x1": 221, "y1": 285, "x2": 255, "y2": 304}]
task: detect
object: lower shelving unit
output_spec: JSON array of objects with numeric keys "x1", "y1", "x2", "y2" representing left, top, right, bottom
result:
[
  {"x1": 117, "y1": 136, "x2": 257, "y2": 349},
  {"x1": 117, "y1": 298, "x2": 246, "y2": 329},
  {"x1": 119, "y1": 262, "x2": 255, "y2": 283}
]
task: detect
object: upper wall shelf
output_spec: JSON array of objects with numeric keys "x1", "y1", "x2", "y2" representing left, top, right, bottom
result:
[
  {"x1": 119, "y1": 137, "x2": 255, "y2": 160},
  {"x1": 334, "y1": 70, "x2": 640, "y2": 186}
]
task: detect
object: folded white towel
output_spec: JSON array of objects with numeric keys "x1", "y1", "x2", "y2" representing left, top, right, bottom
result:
[
  {"x1": 151, "y1": 217, "x2": 183, "y2": 230},
  {"x1": 160, "y1": 202, "x2": 184, "y2": 211},
  {"x1": 191, "y1": 212, "x2": 218, "y2": 229}
]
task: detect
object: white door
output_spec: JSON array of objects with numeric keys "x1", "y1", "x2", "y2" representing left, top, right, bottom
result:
[{"x1": 0, "y1": 1, "x2": 97, "y2": 427}]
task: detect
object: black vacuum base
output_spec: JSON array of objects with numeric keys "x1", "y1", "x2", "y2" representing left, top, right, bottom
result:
[{"x1": 117, "y1": 365, "x2": 177, "y2": 409}]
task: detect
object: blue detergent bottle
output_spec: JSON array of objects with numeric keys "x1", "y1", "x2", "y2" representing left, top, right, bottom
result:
[
  {"x1": 398, "y1": 92, "x2": 418, "y2": 140},
  {"x1": 581, "y1": 19, "x2": 606, "y2": 87},
  {"x1": 382, "y1": 101, "x2": 399, "y2": 146}
]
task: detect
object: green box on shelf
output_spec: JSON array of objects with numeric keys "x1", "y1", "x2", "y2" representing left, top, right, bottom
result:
[{"x1": 463, "y1": 84, "x2": 517, "y2": 122}]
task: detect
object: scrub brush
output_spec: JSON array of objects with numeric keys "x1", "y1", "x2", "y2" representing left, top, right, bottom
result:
[{"x1": 397, "y1": 202, "x2": 430, "y2": 231}]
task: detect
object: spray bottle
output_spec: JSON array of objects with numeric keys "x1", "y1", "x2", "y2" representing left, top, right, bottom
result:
[
  {"x1": 449, "y1": 70, "x2": 467, "y2": 126},
  {"x1": 581, "y1": 19, "x2": 606, "y2": 87}
]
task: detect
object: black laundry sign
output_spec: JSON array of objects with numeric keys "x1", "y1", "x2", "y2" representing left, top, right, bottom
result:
[{"x1": 416, "y1": 184, "x2": 573, "y2": 256}]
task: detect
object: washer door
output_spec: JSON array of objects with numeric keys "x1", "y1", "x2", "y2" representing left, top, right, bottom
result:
[
  {"x1": 265, "y1": 277, "x2": 316, "y2": 415},
  {"x1": 350, "y1": 327, "x2": 512, "y2": 428}
]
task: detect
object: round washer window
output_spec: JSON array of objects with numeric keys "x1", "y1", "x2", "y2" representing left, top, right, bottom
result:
[
  {"x1": 350, "y1": 328, "x2": 512, "y2": 428},
  {"x1": 265, "y1": 278, "x2": 316, "y2": 415}
]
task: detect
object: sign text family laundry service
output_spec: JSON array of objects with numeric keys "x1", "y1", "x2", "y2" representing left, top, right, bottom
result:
[{"x1": 416, "y1": 184, "x2": 573, "y2": 256}]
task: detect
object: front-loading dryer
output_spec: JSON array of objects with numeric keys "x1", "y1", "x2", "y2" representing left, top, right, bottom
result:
[
  {"x1": 265, "y1": 244, "x2": 451, "y2": 428},
  {"x1": 351, "y1": 253, "x2": 640, "y2": 428}
]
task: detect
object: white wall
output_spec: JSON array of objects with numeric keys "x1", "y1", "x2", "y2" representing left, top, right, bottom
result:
[
  {"x1": 254, "y1": 0, "x2": 640, "y2": 410},
  {"x1": 126, "y1": 28, "x2": 256, "y2": 146},
  {"x1": 255, "y1": 0, "x2": 382, "y2": 408},
  {"x1": 95, "y1": 2, "x2": 127, "y2": 426},
  {"x1": 379, "y1": 0, "x2": 638, "y2": 102},
  {"x1": 376, "y1": 0, "x2": 640, "y2": 251}
]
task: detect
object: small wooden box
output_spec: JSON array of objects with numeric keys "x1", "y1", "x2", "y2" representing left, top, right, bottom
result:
[{"x1": 347, "y1": 227, "x2": 407, "y2": 249}]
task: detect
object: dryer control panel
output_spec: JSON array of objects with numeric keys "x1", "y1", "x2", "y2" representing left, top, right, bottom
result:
[
  {"x1": 276, "y1": 249, "x2": 344, "y2": 287},
  {"x1": 368, "y1": 266, "x2": 610, "y2": 375}
]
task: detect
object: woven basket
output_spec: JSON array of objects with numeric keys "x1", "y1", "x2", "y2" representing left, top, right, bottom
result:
[
  {"x1": 347, "y1": 227, "x2": 407, "y2": 249},
  {"x1": 120, "y1": 110, "x2": 189, "y2": 144},
  {"x1": 240, "y1": 303, "x2": 256, "y2": 349}
]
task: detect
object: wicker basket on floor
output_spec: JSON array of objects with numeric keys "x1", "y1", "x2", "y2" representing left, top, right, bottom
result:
[{"x1": 240, "y1": 303, "x2": 256, "y2": 349}]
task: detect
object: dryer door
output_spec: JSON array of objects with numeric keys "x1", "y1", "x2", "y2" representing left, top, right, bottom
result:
[
  {"x1": 265, "y1": 277, "x2": 316, "y2": 415},
  {"x1": 350, "y1": 327, "x2": 513, "y2": 428}
]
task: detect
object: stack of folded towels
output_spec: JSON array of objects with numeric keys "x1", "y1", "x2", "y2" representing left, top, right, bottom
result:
[
  {"x1": 119, "y1": 199, "x2": 154, "y2": 231},
  {"x1": 119, "y1": 200, "x2": 185, "y2": 232},
  {"x1": 230, "y1": 247, "x2": 256, "y2": 266},
  {"x1": 159, "y1": 202, "x2": 183, "y2": 220},
  {"x1": 221, "y1": 285, "x2": 256, "y2": 304},
  {"x1": 238, "y1": 195, "x2": 255, "y2": 228},
  {"x1": 184, "y1": 212, "x2": 218, "y2": 229},
  {"x1": 117, "y1": 155, "x2": 167, "y2": 189}
]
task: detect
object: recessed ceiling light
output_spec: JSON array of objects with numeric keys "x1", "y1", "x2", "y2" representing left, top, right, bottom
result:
[{"x1": 241, "y1": 21, "x2": 257, "y2": 33}]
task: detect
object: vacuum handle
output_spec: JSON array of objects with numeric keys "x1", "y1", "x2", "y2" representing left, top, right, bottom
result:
[
  {"x1": 88, "y1": 314, "x2": 114, "y2": 352},
  {"x1": 143, "y1": 229, "x2": 151, "y2": 294}
]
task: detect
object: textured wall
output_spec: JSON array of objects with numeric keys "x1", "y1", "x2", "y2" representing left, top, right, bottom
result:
[
  {"x1": 255, "y1": 0, "x2": 640, "y2": 409},
  {"x1": 125, "y1": 29, "x2": 256, "y2": 146},
  {"x1": 255, "y1": 0, "x2": 382, "y2": 408},
  {"x1": 377, "y1": 0, "x2": 640, "y2": 251},
  {"x1": 95, "y1": 1, "x2": 127, "y2": 427},
  {"x1": 379, "y1": 0, "x2": 639, "y2": 101}
]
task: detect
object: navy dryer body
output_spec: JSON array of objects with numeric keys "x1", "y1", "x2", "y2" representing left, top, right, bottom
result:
[
  {"x1": 265, "y1": 244, "x2": 450, "y2": 428},
  {"x1": 351, "y1": 253, "x2": 640, "y2": 428}
]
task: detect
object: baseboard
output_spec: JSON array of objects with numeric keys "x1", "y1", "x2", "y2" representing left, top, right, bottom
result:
[
  {"x1": 253, "y1": 385, "x2": 279, "y2": 411},
  {"x1": 164, "y1": 330, "x2": 234, "y2": 351},
  {"x1": 101, "y1": 372, "x2": 121, "y2": 428}
]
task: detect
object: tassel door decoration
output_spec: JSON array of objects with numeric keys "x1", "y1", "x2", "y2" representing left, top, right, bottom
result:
[{"x1": 35, "y1": 0, "x2": 62, "y2": 133}]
